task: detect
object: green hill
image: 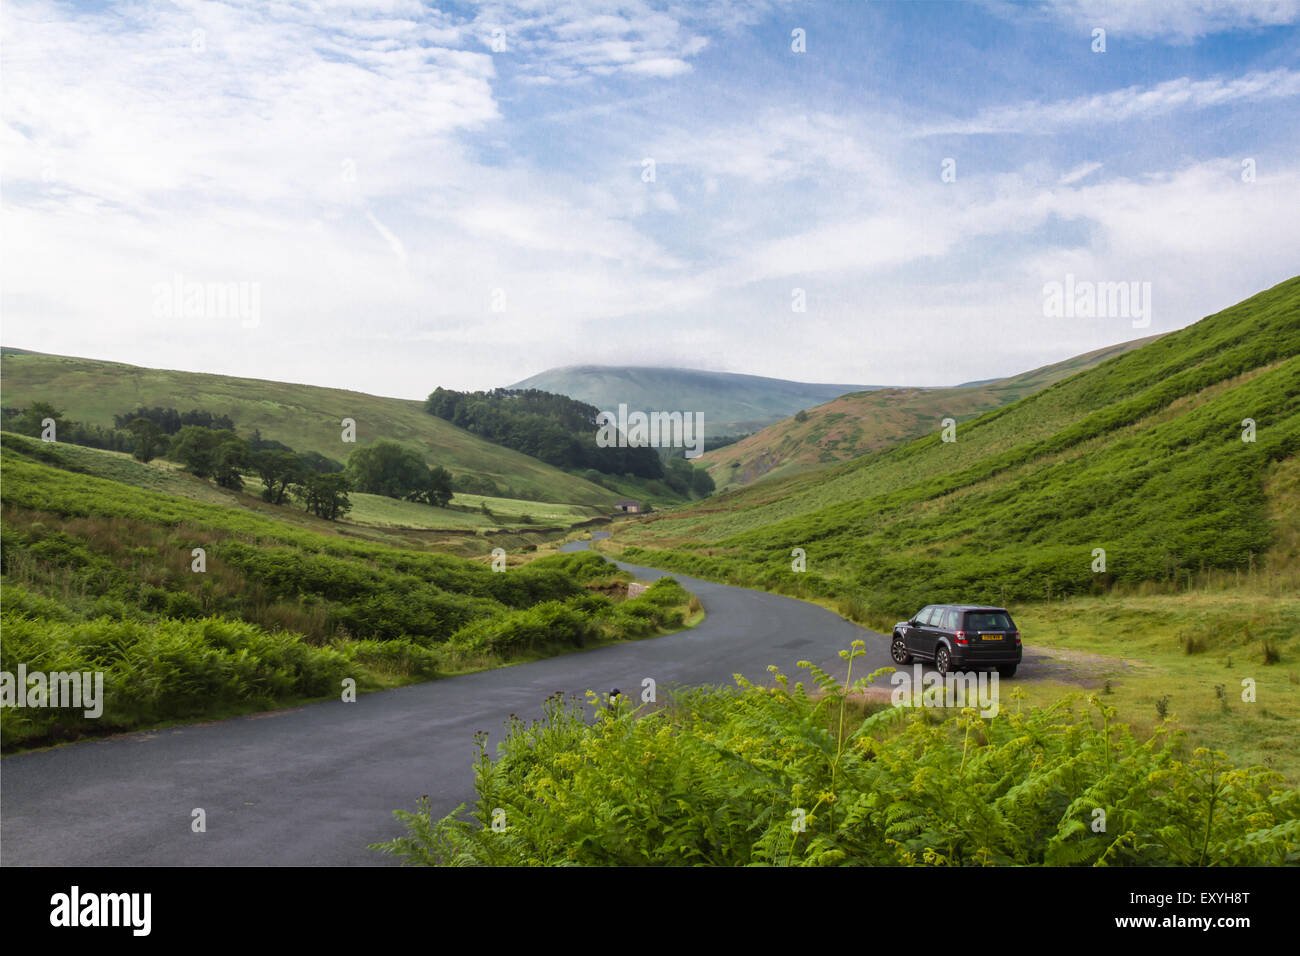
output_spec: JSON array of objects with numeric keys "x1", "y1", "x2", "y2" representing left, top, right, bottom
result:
[
  {"x1": 0, "y1": 350, "x2": 614, "y2": 506},
  {"x1": 509, "y1": 365, "x2": 877, "y2": 436},
  {"x1": 615, "y1": 277, "x2": 1300, "y2": 613},
  {"x1": 700, "y1": 336, "x2": 1161, "y2": 489},
  {"x1": 0, "y1": 436, "x2": 697, "y2": 749}
]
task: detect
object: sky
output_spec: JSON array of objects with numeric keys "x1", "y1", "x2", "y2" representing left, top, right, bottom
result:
[{"x1": 3, "y1": 0, "x2": 1299, "y2": 398}]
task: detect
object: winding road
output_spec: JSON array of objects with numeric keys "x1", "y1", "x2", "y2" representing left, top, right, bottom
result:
[{"x1": 1, "y1": 541, "x2": 892, "y2": 865}]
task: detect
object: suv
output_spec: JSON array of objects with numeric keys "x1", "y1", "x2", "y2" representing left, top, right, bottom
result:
[{"x1": 891, "y1": 605, "x2": 1022, "y2": 677}]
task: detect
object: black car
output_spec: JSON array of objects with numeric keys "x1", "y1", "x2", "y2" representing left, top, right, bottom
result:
[{"x1": 891, "y1": 604, "x2": 1022, "y2": 677}]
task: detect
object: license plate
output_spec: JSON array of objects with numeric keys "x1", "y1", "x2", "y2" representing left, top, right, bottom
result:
[{"x1": 981, "y1": 634, "x2": 1003, "y2": 641}]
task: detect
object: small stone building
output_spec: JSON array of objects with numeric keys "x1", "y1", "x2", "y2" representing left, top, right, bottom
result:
[{"x1": 615, "y1": 499, "x2": 641, "y2": 513}]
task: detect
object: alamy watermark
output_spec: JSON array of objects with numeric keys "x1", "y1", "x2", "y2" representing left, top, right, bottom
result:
[
  {"x1": 1, "y1": 666, "x2": 104, "y2": 718},
  {"x1": 50, "y1": 886, "x2": 150, "y2": 935},
  {"x1": 152, "y1": 273, "x2": 261, "y2": 328},
  {"x1": 1043, "y1": 274, "x2": 1151, "y2": 328},
  {"x1": 596, "y1": 404, "x2": 705, "y2": 459},
  {"x1": 890, "y1": 664, "x2": 999, "y2": 718}
]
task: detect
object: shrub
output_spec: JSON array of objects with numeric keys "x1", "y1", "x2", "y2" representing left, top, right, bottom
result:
[{"x1": 373, "y1": 645, "x2": 1300, "y2": 866}]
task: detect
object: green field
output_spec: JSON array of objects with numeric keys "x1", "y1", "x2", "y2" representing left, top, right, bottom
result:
[{"x1": 0, "y1": 349, "x2": 615, "y2": 506}]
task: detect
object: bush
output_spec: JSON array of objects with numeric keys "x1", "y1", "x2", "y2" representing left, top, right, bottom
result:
[{"x1": 374, "y1": 645, "x2": 1300, "y2": 866}]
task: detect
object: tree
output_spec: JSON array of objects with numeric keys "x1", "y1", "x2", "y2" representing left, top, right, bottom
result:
[
  {"x1": 294, "y1": 472, "x2": 353, "y2": 520},
  {"x1": 127, "y1": 417, "x2": 167, "y2": 462},
  {"x1": 169, "y1": 425, "x2": 220, "y2": 478},
  {"x1": 347, "y1": 440, "x2": 429, "y2": 499},
  {"x1": 691, "y1": 465, "x2": 716, "y2": 497},
  {"x1": 421, "y1": 465, "x2": 457, "y2": 509},
  {"x1": 169, "y1": 426, "x2": 249, "y2": 488},
  {"x1": 211, "y1": 435, "x2": 251, "y2": 490},
  {"x1": 664, "y1": 456, "x2": 694, "y2": 495},
  {"x1": 13, "y1": 402, "x2": 63, "y2": 439},
  {"x1": 255, "y1": 449, "x2": 306, "y2": 504},
  {"x1": 298, "y1": 451, "x2": 344, "y2": 474}
]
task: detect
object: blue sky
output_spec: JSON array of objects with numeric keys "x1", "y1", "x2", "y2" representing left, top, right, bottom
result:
[{"x1": 4, "y1": 0, "x2": 1298, "y2": 397}]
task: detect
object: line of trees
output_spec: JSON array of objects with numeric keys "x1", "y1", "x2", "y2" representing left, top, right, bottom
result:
[
  {"x1": 112, "y1": 405, "x2": 236, "y2": 434},
  {"x1": 4, "y1": 403, "x2": 137, "y2": 454},
  {"x1": 424, "y1": 387, "x2": 665, "y2": 479}
]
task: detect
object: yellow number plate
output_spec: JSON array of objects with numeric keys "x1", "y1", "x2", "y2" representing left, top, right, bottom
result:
[{"x1": 981, "y1": 634, "x2": 1003, "y2": 640}]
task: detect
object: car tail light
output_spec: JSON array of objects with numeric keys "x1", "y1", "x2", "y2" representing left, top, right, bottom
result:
[
  {"x1": 1012, "y1": 630, "x2": 1021, "y2": 643},
  {"x1": 955, "y1": 630, "x2": 969, "y2": 645}
]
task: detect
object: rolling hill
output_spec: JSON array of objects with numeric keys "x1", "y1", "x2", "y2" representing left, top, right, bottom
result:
[
  {"x1": 700, "y1": 336, "x2": 1161, "y2": 489},
  {"x1": 0, "y1": 349, "x2": 614, "y2": 506},
  {"x1": 509, "y1": 365, "x2": 878, "y2": 436},
  {"x1": 612, "y1": 276, "x2": 1300, "y2": 614}
]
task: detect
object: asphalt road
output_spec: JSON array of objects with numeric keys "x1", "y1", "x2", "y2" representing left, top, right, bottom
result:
[{"x1": 1, "y1": 540, "x2": 892, "y2": 865}]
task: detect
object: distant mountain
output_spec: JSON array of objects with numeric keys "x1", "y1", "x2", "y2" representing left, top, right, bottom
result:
[
  {"x1": 699, "y1": 335, "x2": 1163, "y2": 488},
  {"x1": 508, "y1": 365, "x2": 879, "y2": 436}
]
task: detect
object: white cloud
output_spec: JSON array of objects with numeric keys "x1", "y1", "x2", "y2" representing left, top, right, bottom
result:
[
  {"x1": 918, "y1": 68, "x2": 1300, "y2": 135},
  {"x1": 1042, "y1": 0, "x2": 1300, "y2": 42},
  {"x1": 3, "y1": 0, "x2": 1296, "y2": 397},
  {"x1": 1059, "y1": 162, "x2": 1103, "y2": 184}
]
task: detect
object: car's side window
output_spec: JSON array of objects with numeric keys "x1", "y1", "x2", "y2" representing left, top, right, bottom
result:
[
  {"x1": 915, "y1": 606, "x2": 934, "y2": 625},
  {"x1": 941, "y1": 608, "x2": 957, "y2": 630}
]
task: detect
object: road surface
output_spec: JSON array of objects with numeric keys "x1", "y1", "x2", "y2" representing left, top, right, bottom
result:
[{"x1": 1, "y1": 541, "x2": 891, "y2": 865}]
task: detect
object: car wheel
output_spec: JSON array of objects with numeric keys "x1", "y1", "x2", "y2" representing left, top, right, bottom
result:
[
  {"x1": 998, "y1": 665, "x2": 1017, "y2": 678},
  {"x1": 935, "y1": 646, "x2": 950, "y2": 677},
  {"x1": 891, "y1": 636, "x2": 912, "y2": 664}
]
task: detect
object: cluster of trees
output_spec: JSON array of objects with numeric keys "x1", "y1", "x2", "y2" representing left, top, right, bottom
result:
[
  {"x1": 425, "y1": 387, "x2": 664, "y2": 479},
  {"x1": 164, "y1": 426, "x2": 352, "y2": 518},
  {"x1": 2, "y1": 403, "x2": 243, "y2": 462},
  {"x1": 345, "y1": 440, "x2": 453, "y2": 506},
  {"x1": 167, "y1": 430, "x2": 458, "y2": 517},
  {"x1": 663, "y1": 456, "x2": 715, "y2": 497},
  {"x1": 112, "y1": 406, "x2": 236, "y2": 434},
  {"x1": 4, "y1": 403, "x2": 137, "y2": 453}
]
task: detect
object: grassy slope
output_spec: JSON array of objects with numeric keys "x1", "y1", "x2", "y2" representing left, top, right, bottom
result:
[
  {"x1": 620, "y1": 277, "x2": 1300, "y2": 589},
  {"x1": 0, "y1": 441, "x2": 699, "y2": 749},
  {"x1": 701, "y1": 335, "x2": 1160, "y2": 489},
  {"x1": 510, "y1": 364, "x2": 877, "y2": 434},
  {"x1": 0, "y1": 434, "x2": 605, "y2": 554},
  {"x1": 0, "y1": 350, "x2": 614, "y2": 506}
]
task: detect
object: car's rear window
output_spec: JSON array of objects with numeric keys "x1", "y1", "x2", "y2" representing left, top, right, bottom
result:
[{"x1": 965, "y1": 611, "x2": 1013, "y2": 630}]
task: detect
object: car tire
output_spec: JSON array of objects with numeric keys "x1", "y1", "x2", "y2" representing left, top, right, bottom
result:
[
  {"x1": 998, "y1": 665, "x2": 1017, "y2": 678},
  {"x1": 935, "y1": 646, "x2": 950, "y2": 677},
  {"x1": 891, "y1": 636, "x2": 912, "y2": 664}
]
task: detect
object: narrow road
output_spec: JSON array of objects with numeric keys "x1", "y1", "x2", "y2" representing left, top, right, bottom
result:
[{"x1": 1, "y1": 541, "x2": 892, "y2": 865}]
